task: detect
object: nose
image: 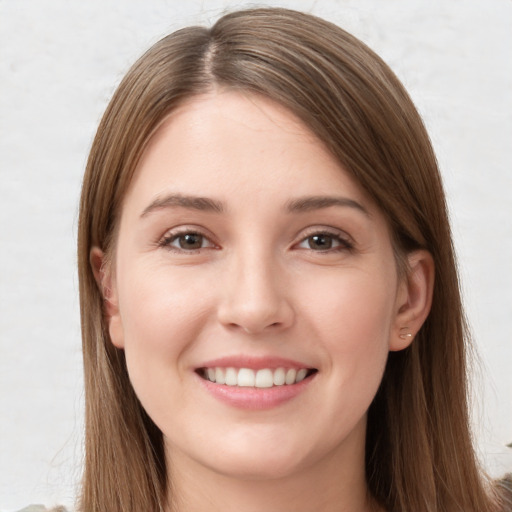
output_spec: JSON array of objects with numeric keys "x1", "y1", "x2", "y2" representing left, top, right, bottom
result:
[{"x1": 217, "y1": 249, "x2": 295, "y2": 335}]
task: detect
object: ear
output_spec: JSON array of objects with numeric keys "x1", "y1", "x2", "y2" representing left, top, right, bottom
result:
[
  {"x1": 390, "y1": 250, "x2": 434, "y2": 351},
  {"x1": 90, "y1": 246, "x2": 125, "y2": 349}
]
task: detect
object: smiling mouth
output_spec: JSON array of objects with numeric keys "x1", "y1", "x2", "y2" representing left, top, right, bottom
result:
[{"x1": 197, "y1": 367, "x2": 318, "y2": 388}]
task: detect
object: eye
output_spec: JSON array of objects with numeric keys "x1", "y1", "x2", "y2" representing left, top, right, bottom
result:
[
  {"x1": 159, "y1": 230, "x2": 215, "y2": 252},
  {"x1": 296, "y1": 231, "x2": 353, "y2": 252}
]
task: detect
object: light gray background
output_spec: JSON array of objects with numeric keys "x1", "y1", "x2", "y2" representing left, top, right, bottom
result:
[{"x1": 1, "y1": 0, "x2": 511, "y2": 510}]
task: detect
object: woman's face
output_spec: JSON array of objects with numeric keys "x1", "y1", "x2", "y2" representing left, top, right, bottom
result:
[{"x1": 103, "y1": 91, "x2": 411, "y2": 481}]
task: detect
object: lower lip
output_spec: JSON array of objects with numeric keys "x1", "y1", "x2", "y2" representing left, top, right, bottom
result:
[{"x1": 197, "y1": 373, "x2": 316, "y2": 410}]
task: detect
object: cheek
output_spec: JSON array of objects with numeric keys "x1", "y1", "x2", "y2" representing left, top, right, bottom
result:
[
  {"x1": 301, "y1": 268, "x2": 395, "y2": 385},
  {"x1": 115, "y1": 262, "x2": 213, "y2": 384},
  {"x1": 114, "y1": 263, "x2": 218, "y2": 432},
  {"x1": 306, "y1": 267, "x2": 395, "y2": 339},
  {"x1": 119, "y1": 259, "x2": 208, "y2": 335}
]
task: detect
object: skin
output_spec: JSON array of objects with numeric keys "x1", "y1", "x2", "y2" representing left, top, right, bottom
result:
[{"x1": 92, "y1": 90, "x2": 433, "y2": 512}]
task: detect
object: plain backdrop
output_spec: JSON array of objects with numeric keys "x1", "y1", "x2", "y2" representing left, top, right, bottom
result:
[{"x1": 0, "y1": 0, "x2": 511, "y2": 510}]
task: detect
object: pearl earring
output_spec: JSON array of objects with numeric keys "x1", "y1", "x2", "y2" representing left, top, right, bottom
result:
[{"x1": 399, "y1": 327, "x2": 413, "y2": 340}]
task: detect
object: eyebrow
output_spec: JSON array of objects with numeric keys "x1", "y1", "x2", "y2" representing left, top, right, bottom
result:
[
  {"x1": 140, "y1": 194, "x2": 224, "y2": 217},
  {"x1": 140, "y1": 193, "x2": 369, "y2": 218},
  {"x1": 286, "y1": 196, "x2": 370, "y2": 216}
]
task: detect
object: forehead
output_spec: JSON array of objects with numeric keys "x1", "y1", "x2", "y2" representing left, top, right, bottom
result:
[{"x1": 122, "y1": 90, "x2": 376, "y2": 216}]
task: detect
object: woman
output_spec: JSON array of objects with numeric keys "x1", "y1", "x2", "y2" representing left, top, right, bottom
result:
[{"x1": 77, "y1": 7, "x2": 506, "y2": 512}]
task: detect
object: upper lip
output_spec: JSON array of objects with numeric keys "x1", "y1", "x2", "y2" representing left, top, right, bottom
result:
[{"x1": 197, "y1": 355, "x2": 316, "y2": 371}]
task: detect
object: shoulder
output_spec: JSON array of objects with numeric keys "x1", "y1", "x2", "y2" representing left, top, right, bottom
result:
[
  {"x1": 16, "y1": 507, "x2": 69, "y2": 512},
  {"x1": 496, "y1": 473, "x2": 512, "y2": 512}
]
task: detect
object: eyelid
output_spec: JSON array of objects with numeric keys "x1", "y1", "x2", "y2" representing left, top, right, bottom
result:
[
  {"x1": 293, "y1": 226, "x2": 354, "y2": 250},
  {"x1": 158, "y1": 225, "x2": 219, "y2": 252}
]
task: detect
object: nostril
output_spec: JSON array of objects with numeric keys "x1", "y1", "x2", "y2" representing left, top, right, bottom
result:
[{"x1": 217, "y1": 282, "x2": 295, "y2": 334}]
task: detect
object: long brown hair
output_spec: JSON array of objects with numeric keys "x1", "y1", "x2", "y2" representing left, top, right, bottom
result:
[{"x1": 77, "y1": 8, "x2": 497, "y2": 511}]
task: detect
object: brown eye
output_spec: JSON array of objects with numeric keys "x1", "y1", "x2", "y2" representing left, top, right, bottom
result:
[
  {"x1": 296, "y1": 231, "x2": 352, "y2": 252},
  {"x1": 307, "y1": 234, "x2": 333, "y2": 250},
  {"x1": 176, "y1": 233, "x2": 204, "y2": 249},
  {"x1": 160, "y1": 231, "x2": 214, "y2": 252}
]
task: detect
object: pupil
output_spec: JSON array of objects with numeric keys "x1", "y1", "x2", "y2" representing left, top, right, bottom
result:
[
  {"x1": 180, "y1": 234, "x2": 202, "y2": 249},
  {"x1": 309, "y1": 235, "x2": 332, "y2": 249}
]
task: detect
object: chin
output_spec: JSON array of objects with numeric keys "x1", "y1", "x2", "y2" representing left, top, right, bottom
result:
[
  {"x1": 197, "y1": 432, "x2": 323, "y2": 481},
  {"x1": 208, "y1": 452, "x2": 308, "y2": 481}
]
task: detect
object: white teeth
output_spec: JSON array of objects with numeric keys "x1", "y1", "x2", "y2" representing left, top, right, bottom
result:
[
  {"x1": 237, "y1": 368, "x2": 255, "y2": 387},
  {"x1": 296, "y1": 368, "x2": 308, "y2": 382},
  {"x1": 225, "y1": 367, "x2": 237, "y2": 386},
  {"x1": 273, "y1": 367, "x2": 286, "y2": 386},
  {"x1": 285, "y1": 368, "x2": 297, "y2": 385},
  {"x1": 255, "y1": 369, "x2": 273, "y2": 388},
  {"x1": 203, "y1": 367, "x2": 313, "y2": 387},
  {"x1": 215, "y1": 367, "x2": 225, "y2": 385}
]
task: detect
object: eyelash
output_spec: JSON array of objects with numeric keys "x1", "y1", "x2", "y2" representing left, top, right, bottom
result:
[
  {"x1": 158, "y1": 228, "x2": 216, "y2": 253},
  {"x1": 157, "y1": 227, "x2": 354, "y2": 254},
  {"x1": 294, "y1": 228, "x2": 354, "y2": 253}
]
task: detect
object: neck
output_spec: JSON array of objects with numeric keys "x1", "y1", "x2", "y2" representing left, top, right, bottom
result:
[{"x1": 165, "y1": 431, "x2": 379, "y2": 512}]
